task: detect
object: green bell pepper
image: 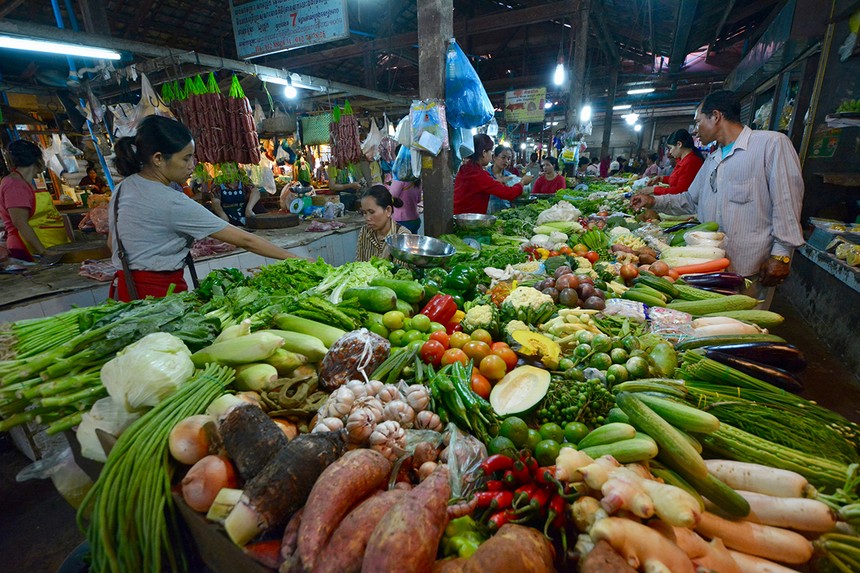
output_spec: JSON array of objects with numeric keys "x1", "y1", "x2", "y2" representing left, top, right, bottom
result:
[
  {"x1": 425, "y1": 267, "x2": 448, "y2": 286},
  {"x1": 442, "y1": 517, "x2": 486, "y2": 558},
  {"x1": 442, "y1": 290, "x2": 465, "y2": 310},
  {"x1": 444, "y1": 264, "x2": 479, "y2": 292}
]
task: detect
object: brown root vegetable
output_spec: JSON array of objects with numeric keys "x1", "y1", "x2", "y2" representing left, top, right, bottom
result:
[
  {"x1": 362, "y1": 466, "x2": 451, "y2": 572},
  {"x1": 413, "y1": 441, "x2": 439, "y2": 468},
  {"x1": 461, "y1": 524, "x2": 554, "y2": 573},
  {"x1": 181, "y1": 455, "x2": 238, "y2": 512},
  {"x1": 219, "y1": 402, "x2": 288, "y2": 482},
  {"x1": 298, "y1": 449, "x2": 392, "y2": 571},
  {"x1": 638, "y1": 253, "x2": 657, "y2": 265},
  {"x1": 224, "y1": 431, "x2": 348, "y2": 546},
  {"x1": 432, "y1": 558, "x2": 467, "y2": 573},
  {"x1": 311, "y1": 489, "x2": 406, "y2": 573},
  {"x1": 611, "y1": 244, "x2": 635, "y2": 254},
  {"x1": 280, "y1": 507, "x2": 304, "y2": 561},
  {"x1": 581, "y1": 540, "x2": 637, "y2": 573}
]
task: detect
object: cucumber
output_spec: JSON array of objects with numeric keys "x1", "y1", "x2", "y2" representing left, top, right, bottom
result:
[
  {"x1": 578, "y1": 423, "x2": 637, "y2": 449},
  {"x1": 634, "y1": 431, "x2": 657, "y2": 445},
  {"x1": 273, "y1": 313, "x2": 346, "y2": 347},
  {"x1": 611, "y1": 379, "x2": 688, "y2": 399},
  {"x1": 635, "y1": 393, "x2": 720, "y2": 434},
  {"x1": 667, "y1": 295, "x2": 759, "y2": 315},
  {"x1": 580, "y1": 438, "x2": 658, "y2": 463},
  {"x1": 675, "y1": 333, "x2": 786, "y2": 351},
  {"x1": 395, "y1": 298, "x2": 414, "y2": 317},
  {"x1": 668, "y1": 461, "x2": 751, "y2": 517},
  {"x1": 369, "y1": 278, "x2": 425, "y2": 304},
  {"x1": 616, "y1": 392, "x2": 709, "y2": 479},
  {"x1": 675, "y1": 427, "x2": 703, "y2": 454},
  {"x1": 634, "y1": 273, "x2": 680, "y2": 299},
  {"x1": 622, "y1": 289, "x2": 667, "y2": 307},
  {"x1": 670, "y1": 221, "x2": 720, "y2": 246},
  {"x1": 649, "y1": 465, "x2": 705, "y2": 511},
  {"x1": 673, "y1": 283, "x2": 725, "y2": 301},
  {"x1": 629, "y1": 284, "x2": 669, "y2": 302},
  {"x1": 605, "y1": 407, "x2": 630, "y2": 424},
  {"x1": 343, "y1": 286, "x2": 398, "y2": 313}
]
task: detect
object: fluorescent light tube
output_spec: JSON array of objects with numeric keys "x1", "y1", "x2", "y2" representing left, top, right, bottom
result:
[{"x1": 0, "y1": 35, "x2": 121, "y2": 60}]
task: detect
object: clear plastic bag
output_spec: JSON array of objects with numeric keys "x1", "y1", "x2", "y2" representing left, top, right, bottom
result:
[
  {"x1": 603, "y1": 299, "x2": 648, "y2": 323},
  {"x1": 392, "y1": 145, "x2": 416, "y2": 181},
  {"x1": 443, "y1": 423, "x2": 487, "y2": 499},
  {"x1": 410, "y1": 100, "x2": 449, "y2": 155},
  {"x1": 445, "y1": 40, "x2": 494, "y2": 129},
  {"x1": 649, "y1": 307, "x2": 694, "y2": 341},
  {"x1": 16, "y1": 445, "x2": 93, "y2": 509},
  {"x1": 319, "y1": 329, "x2": 391, "y2": 391}
]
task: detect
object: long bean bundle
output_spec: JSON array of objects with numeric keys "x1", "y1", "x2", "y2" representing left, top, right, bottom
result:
[{"x1": 77, "y1": 364, "x2": 234, "y2": 573}]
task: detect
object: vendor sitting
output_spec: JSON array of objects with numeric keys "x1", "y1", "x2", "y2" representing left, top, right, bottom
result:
[
  {"x1": 211, "y1": 177, "x2": 265, "y2": 226},
  {"x1": 78, "y1": 165, "x2": 109, "y2": 194},
  {"x1": 356, "y1": 185, "x2": 411, "y2": 262}
]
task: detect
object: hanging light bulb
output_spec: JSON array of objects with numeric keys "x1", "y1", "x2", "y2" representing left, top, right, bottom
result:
[
  {"x1": 284, "y1": 84, "x2": 298, "y2": 99},
  {"x1": 580, "y1": 104, "x2": 592, "y2": 123},
  {"x1": 520, "y1": 143, "x2": 526, "y2": 150},
  {"x1": 624, "y1": 112, "x2": 639, "y2": 125},
  {"x1": 553, "y1": 62, "x2": 565, "y2": 86},
  {"x1": 634, "y1": 123, "x2": 642, "y2": 132}
]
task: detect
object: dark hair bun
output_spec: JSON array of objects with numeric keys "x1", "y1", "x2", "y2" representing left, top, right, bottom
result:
[
  {"x1": 7, "y1": 139, "x2": 43, "y2": 169},
  {"x1": 392, "y1": 197, "x2": 404, "y2": 209}
]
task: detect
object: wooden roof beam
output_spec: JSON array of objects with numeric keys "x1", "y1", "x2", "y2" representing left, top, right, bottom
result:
[
  {"x1": 590, "y1": 7, "x2": 620, "y2": 63},
  {"x1": 669, "y1": 0, "x2": 698, "y2": 73}
]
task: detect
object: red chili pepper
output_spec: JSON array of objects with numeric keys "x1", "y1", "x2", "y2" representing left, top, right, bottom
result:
[
  {"x1": 519, "y1": 452, "x2": 539, "y2": 476},
  {"x1": 513, "y1": 486, "x2": 550, "y2": 517},
  {"x1": 485, "y1": 479, "x2": 505, "y2": 492},
  {"x1": 512, "y1": 483, "x2": 538, "y2": 508},
  {"x1": 510, "y1": 460, "x2": 532, "y2": 485},
  {"x1": 487, "y1": 509, "x2": 512, "y2": 532},
  {"x1": 474, "y1": 490, "x2": 515, "y2": 510},
  {"x1": 544, "y1": 493, "x2": 567, "y2": 537},
  {"x1": 502, "y1": 469, "x2": 517, "y2": 487},
  {"x1": 535, "y1": 466, "x2": 556, "y2": 485},
  {"x1": 480, "y1": 454, "x2": 514, "y2": 476},
  {"x1": 421, "y1": 294, "x2": 458, "y2": 326}
]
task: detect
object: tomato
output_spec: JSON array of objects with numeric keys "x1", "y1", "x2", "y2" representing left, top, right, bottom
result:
[
  {"x1": 572, "y1": 243, "x2": 588, "y2": 256},
  {"x1": 470, "y1": 329, "x2": 493, "y2": 345},
  {"x1": 420, "y1": 340, "x2": 445, "y2": 366},
  {"x1": 559, "y1": 245, "x2": 573, "y2": 255},
  {"x1": 479, "y1": 354, "x2": 507, "y2": 381},
  {"x1": 441, "y1": 348, "x2": 469, "y2": 367},
  {"x1": 462, "y1": 340, "x2": 491, "y2": 363},
  {"x1": 585, "y1": 250, "x2": 600, "y2": 264},
  {"x1": 490, "y1": 341, "x2": 510, "y2": 352},
  {"x1": 449, "y1": 332, "x2": 471, "y2": 349},
  {"x1": 428, "y1": 330, "x2": 450, "y2": 349},
  {"x1": 492, "y1": 346, "x2": 518, "y2": 371},
  {"x1": 469, "y1": 371, "x2": 491, "y2": 399},
  {"x1": 620, "y1": 264, "x2": 639, "y2": 281}
]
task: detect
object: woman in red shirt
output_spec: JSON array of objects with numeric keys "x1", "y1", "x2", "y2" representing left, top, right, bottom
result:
[
  {"x1": 454, "y1": 134, "x2": 533, "y2": 215},
  {"x1": 640, "y1": 129, "x2": 704, "y2": 196},
  {"x1": 531, "y1": 156, "x2": 567, "y2": 195}
]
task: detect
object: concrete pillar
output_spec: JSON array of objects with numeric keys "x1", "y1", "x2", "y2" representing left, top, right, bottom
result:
[
  {"x1": 567, "y1": 0, "x2": 590, "y2": 128},
  {"x1": 600, "y1": 66, "x2": 618, "y2": 159}
]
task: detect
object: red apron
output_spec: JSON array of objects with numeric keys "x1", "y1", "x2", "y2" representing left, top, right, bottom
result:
[{"x1": 109, "y1": 269, "x2": 187, "y2": 302}]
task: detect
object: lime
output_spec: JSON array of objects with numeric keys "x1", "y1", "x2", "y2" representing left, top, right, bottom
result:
[
  {"x1": 564, "y1": 421, "x2": 589, "y2": 444},
  {"x1": 610, "y1": 348, "x2": 629, "y2": 364},
  {"x1": 607, "y1": 364, "x2": 630, "y2": 384},
  {"x1": 487, "y1": 435, "x2": 517, "y2": 456},
  {"x1": 573, "y1": 344, "x2": 592, "y2": 359},
  {"x1": 404, "y1": 329, "x2": 425, "y2": 345},
  {"x1": 626, "y1": 356, "x2": 650, "y2": 379},
  {"x1": 388, "y1": 329, "x2": 406, "y2": 347},
  {"x1": 538, "y1": 422, "x2": 565, "y2": 443},
  {"x1": 534, "y1": 439, "x2": 561, "y2": 466},
  {"x1": 591, "y1": 333, "x2": 612, "y2": 353},
  {"x1": 382, "y1": 310, "x2": 405, "y2": 331},
  {"x1": 589, "y1": 352, "x2": 613, "y2": 370},
  {"x1": 429, "y1": 321, "x2": 446, "y2": 333},
  {"x1": 576, "y1": 330, "x2": 594, "y2": 345},
  {"x1": 621, "y1": 335, "x2": 641, "y2": 352},
  {"x1": 366, "y1": 322, "x2": 389, "y2": 339},
  {"x1": 525, "y1": 429, "x2": 543, "y2": 452},
  {"x1": 402, "y1": 317, "x2": 413, "y2": 331},
  {"x1": 500, "y1": 416, "x2": 530, "y2": 448},
  {"x1": 411, "y1": 313, "x2": 432, "y2": 333}
]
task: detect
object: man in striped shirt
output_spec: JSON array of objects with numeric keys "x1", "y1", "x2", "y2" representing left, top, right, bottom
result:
[{"x1": 632, "y1": 90, "x2": 804, "y2": 309}]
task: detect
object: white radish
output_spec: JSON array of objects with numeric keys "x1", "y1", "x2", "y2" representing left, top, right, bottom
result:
[
  {"x1": 695, "y1": 511, "x2": 813, "y2": 565},
  {"x1": 728, "y1": 550, "x2": 801, "y2": 573},
  {"x1": 732, "y1": 490, "x2": 837, "y2": 532},
  {"x1": 704, "y1": 460, "x2": 812, "y2": 498}
]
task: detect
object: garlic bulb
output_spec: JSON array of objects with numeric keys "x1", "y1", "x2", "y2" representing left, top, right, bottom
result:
[
  {"x1": 369, "y1": 420, "x2": 406, "y2": 462},
  {"x1": 312, "y1": 416, "x2": 344, "y2": 433},
  {"x1": 403, "y1": 384, "x2": 431, "y2": 412},
  {"x1": 350, "y1": 396, "x2": 384, "y2": 423},
  {"x1": 329, "y1": 386, "x2": 356, "y2": 417},
  {"x1": 345, "y1": 379, "x2": 368, "y2": 400},
  {"x1": 364, "y1": 379, "x2": 384, "y2": 397},
  {"x1": 414, "y1": 410, "x2": 444, "y2": 433},
  {"x1": 382, "y1": 399, "x2": 415, "y2": 428},
  {"x1": 346, "y1": 408, "x2": 376, "y2": 444},
  {"x1": 376, "y1": 384, "x2": 401, "y2": 404}
]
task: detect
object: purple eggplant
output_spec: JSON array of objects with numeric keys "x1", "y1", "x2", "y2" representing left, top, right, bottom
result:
[
  {"x1": 664, "y1": 221, "x2": 700, "y2": 233},
  {"x1": 700, "y1": 287, "x2": 743, "y2": 296},
  {"x1": 702, "y1": 342, "x2": 807, "y2": 372},
  {"x1": 679, "y1": 272, "x2": 745, "y2": 291},
  {"x1": 705, "y1": 349, "x2": 805, "y2": 393}
]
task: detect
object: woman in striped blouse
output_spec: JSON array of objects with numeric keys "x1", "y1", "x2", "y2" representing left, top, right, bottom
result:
[{"x1": 355, "y1": 185, "x2": 411, "y2": 262}]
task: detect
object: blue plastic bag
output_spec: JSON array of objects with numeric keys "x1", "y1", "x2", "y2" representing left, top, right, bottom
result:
[
  {"x1": 392, "y1": 145, "x2": 415, "y2": 181},
  {"x1": 446, "y1": 40, "x2": 494, "y2": 129}
]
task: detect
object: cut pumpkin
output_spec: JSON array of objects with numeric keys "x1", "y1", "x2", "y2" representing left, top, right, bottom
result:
[
  {"x1": 489, "y1": 365, "x2": 551, "y2": 416},
  {"x1": 511, "y1": 330, "x2": 561, "y2": 369}
]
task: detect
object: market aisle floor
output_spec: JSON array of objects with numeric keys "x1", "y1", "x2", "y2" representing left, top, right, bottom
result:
[{"x1": 1, "y1": 291, "x2": 859, "y2": 573}]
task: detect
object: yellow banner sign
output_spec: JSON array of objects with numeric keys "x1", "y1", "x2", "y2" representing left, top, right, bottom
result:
[{"x1": 504, "y1": 88, "x2": 547, "y2": 123}]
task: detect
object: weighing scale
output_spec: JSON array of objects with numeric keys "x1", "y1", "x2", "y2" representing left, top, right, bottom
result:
[
  {"x1": 452, "y1": 214, "x2": 497, "y2": 249},
  {"x1": 287, "y1": 185, "x2": 317, "y2": 216}
]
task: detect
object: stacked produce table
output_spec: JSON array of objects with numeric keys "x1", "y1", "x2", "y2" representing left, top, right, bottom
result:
[{"x1": 2, "y1": 179, "x2": 859, "y2": 573}]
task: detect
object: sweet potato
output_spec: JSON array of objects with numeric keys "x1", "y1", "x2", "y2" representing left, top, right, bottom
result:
[
  {"x1": 461, "y1": 524, "x2": 554, "y2": 573},
  {"x1": 581, "y1": 540, "x2": 637, "y2": 573},
  {"x1": 298, "y1": 449, "x2": 392, "y2": 571},
  {"x1": 432, "y1": 558, "x2": 467, "y2": 573},
  {"x1": 280, "y1": 507, "x2": 304, "y2": 561},
  {"x1": 362, "y1": 466, "x2": 451, "y2": 572},
  {"x1": 312, "y1": 489, "x2": 406, "y2": 573}
]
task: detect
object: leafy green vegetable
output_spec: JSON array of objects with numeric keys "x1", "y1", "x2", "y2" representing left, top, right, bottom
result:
[
  {"x1": 282, "y1": 294, "x2": 365, "y2": 330},
  {"x1": 306, "y1": 259, "x2": 392, "y2": 303},
  {"x1": 249, "y1": 258, "x2": 333, "y2": 295},
  {"x1": 449, "y1": 246, "x2": 529, "y2": 277}
]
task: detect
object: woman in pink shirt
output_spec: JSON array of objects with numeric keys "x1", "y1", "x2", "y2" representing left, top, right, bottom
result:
[{"x1": 389, "y1": 178, "x2": 422, "y2": 233}]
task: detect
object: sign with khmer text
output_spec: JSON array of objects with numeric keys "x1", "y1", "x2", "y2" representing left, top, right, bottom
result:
[
  {"x1": 230, "y1": 0, "x2": 350, "y2": 60},
  {"x1": 504, "y1": 88, "x2": 547, "y2": 123}
]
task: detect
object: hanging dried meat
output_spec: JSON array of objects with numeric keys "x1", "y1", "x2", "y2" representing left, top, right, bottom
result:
[
  {"x1": 227, "y1": 75, "x2": 261, "y2": 165},
  {"x1": 329, "y1": 101, "x2": 362, "y2": 169}
]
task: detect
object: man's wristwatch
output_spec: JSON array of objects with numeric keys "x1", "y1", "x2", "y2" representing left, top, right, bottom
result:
[{"x1": 770, "y1": 255, "x2": 791, "y2": 264}]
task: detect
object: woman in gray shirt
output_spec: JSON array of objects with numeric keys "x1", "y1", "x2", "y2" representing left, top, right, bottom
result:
[{"x1": 109, "y1": 115, "x2": 299, "y2": 301}]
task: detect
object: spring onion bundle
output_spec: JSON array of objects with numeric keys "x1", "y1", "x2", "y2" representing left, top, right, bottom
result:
[{"x1": 78, "y1": 364, "x2": 234, "y2": 573}]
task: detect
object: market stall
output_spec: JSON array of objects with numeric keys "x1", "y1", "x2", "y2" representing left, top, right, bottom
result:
[{"x1": 2, "y1": 176, "x2": 859, "y2": 573}]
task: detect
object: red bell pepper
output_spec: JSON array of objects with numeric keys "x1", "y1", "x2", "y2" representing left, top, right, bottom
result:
[{"x1": 421, "y1": 294, "x2": 458, "y2": 326}]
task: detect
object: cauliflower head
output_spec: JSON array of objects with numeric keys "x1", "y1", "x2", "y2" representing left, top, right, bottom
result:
[
  {"x1": 500, "y1": 287, "x2": 557, "y2": 326},
  {"x1": 461, "y1": 304, "x2": 499, "y2": 338}
]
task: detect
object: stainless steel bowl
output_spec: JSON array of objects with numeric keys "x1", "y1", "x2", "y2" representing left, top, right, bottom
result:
[
  {"x1": 453, "y1": 213, "x2": 497, "y2": 231},
  {"x1": 386, "y1": 235, "x2": 456, "y2": 267}
]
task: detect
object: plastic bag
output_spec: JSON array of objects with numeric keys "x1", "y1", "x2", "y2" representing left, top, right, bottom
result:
[
  {"x1": 319, "y1": 329, "x2": 391, "y2": 391},
  {"x1": 16, "y1": 446, "x2": 93, "y2": 508},
  {"x1": 361, "y1": 118, "x2": 384, "y2": 159},
  {"x1": 136, "y1": 73, "x2": 175, "y2": 120},
  {"x1": 395, "y1": 114, "x2": 412, "y2": 147},
  {"x1": 603, "y1": 299, "x2": 648, "y2": 323},
  {"x1": 392, "y1": 145, "x2": 415, "y2": 181},
  {"x1": 649, "y1": 307, "x2": 694, "y2": 341},
  {"x1": 683, "y1": 231, "x2": 727, "y2": 249},
  {"x1": 446, "y1": 40, "x2": 494, "y2": 129},
  {"x1": 442, "y1": 423, "x2": 487, "y2": 499},
  {"x1": 410, "y1": 100, "x2": 449, "y2": 155},
  {"x1": 486, "y1": 117, "x2": 499, "y2": 137}
]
